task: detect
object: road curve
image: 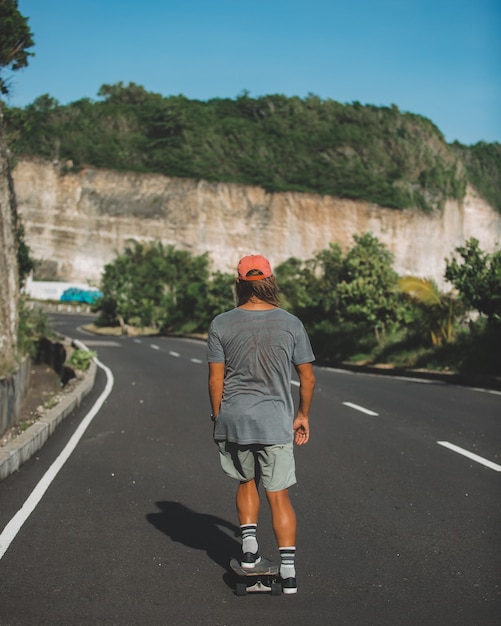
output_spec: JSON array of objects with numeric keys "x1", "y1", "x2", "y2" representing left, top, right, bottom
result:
[{"x1": 0, "y1": 314, "x2": 499, "y2": 625}]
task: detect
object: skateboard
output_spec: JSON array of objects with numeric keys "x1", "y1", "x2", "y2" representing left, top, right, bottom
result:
[{"x1": 230, "y1": 557, "x2": 282, "y2": 596}]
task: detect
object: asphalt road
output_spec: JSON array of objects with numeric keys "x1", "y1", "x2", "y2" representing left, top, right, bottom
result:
[{"x1": 0, "y1": 314, "x2": 500, "y2": 625}]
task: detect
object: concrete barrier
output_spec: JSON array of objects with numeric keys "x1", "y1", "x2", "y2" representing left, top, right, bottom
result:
[
  {"x1": 0, "y1": 358, "x2": 97, "y2": 482},
  {"x1": 0, "y1": 358, "x2": 31, "y2": 438}
]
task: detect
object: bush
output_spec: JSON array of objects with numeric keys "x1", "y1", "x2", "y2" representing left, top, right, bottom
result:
[
  {"x1": 17, "y1": 301, "x2": 52, "y2": 359},
  {"x1": 67, "y1": 349, "x2": 96, "y2": 371}
]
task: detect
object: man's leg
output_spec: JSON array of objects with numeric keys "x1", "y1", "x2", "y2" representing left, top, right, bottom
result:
[
  {"x1": 265, "y1": 488, "x2": 296, "y2": 546},
  {"x1": 236, "y1": 479, "x2": 261, "y2": 567},
  {"x1": 266, "y1": 489, "x2": 297, "y2": 594},
  {"x1": 218, "y1": 443, "x2": 262, "y2": 566},
  {"x1": 236, "y1": 479, "x2": 260, "y2": 524}
]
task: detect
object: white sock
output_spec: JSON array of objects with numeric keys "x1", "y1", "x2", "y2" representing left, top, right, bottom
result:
[
  {"x1": 279, "y1": 546, "x2": 296, "y2": 578},
  {"x1": 241, "y1": 524, "x2": 258, "y2": 554}
]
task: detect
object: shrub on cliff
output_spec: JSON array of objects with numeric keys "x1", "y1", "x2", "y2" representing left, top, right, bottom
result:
[
  {"x1": 5, "y1": 83, "x2": 482, "y2": 213},
  {"x1": 452, "y1": 141, "x2": 501, "y2": 212}
]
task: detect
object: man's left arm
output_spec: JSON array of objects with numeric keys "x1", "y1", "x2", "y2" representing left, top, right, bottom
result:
[
  {"x1": 293, "y1": 362, "x2": 315, "y2": 445},
  {"x1": 208, "y1": 362, "x2": 225, "y2": 419}
]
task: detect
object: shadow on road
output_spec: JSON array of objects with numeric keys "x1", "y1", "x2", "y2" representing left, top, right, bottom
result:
[{"x1": 146, "y1": 501, "x2": 241, "y2": 571}]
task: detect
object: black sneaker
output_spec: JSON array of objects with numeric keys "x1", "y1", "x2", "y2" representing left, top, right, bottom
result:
[
  {"x1": 241, "y1": 551, "x2": 261, "y2": 569},
  {"x1": 281, "y1": 577, "x2": 297, "y2": 595}
]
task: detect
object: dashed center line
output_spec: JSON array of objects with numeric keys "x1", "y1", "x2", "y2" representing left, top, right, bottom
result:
[
  {"x1": 343, "y1": 401, "x2": 379, "y2": 416},
  {"x1": 437, "y1": 441, "x2": 501, "y2": 472},
  {"x1": 80, "y1": 340, "x2": 121, "y2": 347},
  {"x1": 135, "y1": 342, "x2": 501, "y2": 476}
]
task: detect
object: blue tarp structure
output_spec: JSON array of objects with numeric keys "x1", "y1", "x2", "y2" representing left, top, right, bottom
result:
[{"x1": 60, "y1": 288, "x2": 103, "y2": 304}]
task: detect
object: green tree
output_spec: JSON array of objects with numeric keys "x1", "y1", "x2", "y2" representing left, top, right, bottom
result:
[
  {"x1": 399, "y1": 276, "x2": 462, "y2": 345},
  {"x1": 97, "y1": 81, "x2": 153, "y2": 105},
  {"x1": 337, "y1": 233, "x2": 401, "y2": 343},
  {"x1": 0, "y1": 0, "x2": 34, "y2": 95},
  {"x1": 275, "y1": 256, "x2": 318, "y2": 319},
  {"x1": 97, "y1": 250, "x2": 136, "y2": 331},
  {"x1": 312, "y1": 244, "x2": 344, "y2": 319},
  {"x1": 159, "y1": 247, "x2": 210, "y2": 333},
  {"x1": 444, "y1": 238, "x2": 501, "y2": 324},
  {"x1": 276, "y1": 244, "x2": 344, "y2": 328},
  {"x1": 96, "y1": 241, "x2": 213, "y2": 334},
  {"x1": 206, "y1": 270, "x2": 235, "y2": 321}
]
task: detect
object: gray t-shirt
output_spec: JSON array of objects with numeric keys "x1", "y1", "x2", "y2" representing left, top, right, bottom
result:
[{"x1": 207, "y1": 307, "x2": 315, "y2": 445}]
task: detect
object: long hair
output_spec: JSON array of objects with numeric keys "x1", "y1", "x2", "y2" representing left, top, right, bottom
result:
[{"x1": 236, "y1": 270, "x2": 281, "y2": 307}]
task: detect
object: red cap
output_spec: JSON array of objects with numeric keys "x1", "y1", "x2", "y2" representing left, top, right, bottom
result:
[{"x1": 237, "y1": 255, "x2": 273, "y2": 281}]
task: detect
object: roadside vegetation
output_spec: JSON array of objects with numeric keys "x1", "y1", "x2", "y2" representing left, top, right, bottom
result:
[
  {"x1": 4, "y1": 82, "x2": 501, "y2": 213},
  {"x1": 452, "y1": 141, "x2": 501, "y2": 212},
  {"x1": 92, "y1": 236, "x2": 501, "y2": 379},
  {"x1": 66, "y1": 348, "x2": 97, "y2": 371}
]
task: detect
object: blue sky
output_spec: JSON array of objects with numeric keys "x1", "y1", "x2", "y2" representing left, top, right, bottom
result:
[{"x1": 6, "y1": 0, "x2": 500, "y2": 145}]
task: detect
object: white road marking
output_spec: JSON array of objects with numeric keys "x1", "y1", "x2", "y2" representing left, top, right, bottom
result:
[
  {"x1": 150, "y1": 344, "x2": 160, "y2": 350},
  {"x1": 321, "y1": 366, "x2": 435, "y2": 384},
  {"x1": 0, "y1": 349, "x2": 114, "y2": 560},
  {"x1": 291, "y1": 380, "x2": 300, "y2": 387},
  {"x1": 78, "y1": 340, "x2": 121, "y2": 347},
  {"x1": 342, "y1": 401, "x2": 379, "y2": 416},
  {"x1": 466, "y1": 387, "x2": 501, "y2": 397},
  {"x1": 190, "y1": 358, "x2": 203, "y2": 364},
  {"x1": 437, "y1": 441, "x2": 501, "y2": 472},
  {"x1": 387, "y1": 376, "x2": 434, "y2": 385},
  {"x1": 169, "y1": 351, "x2": 180, "y2": 357},
  {"x1": 320, "y1": 365, "x2": 501, "y2": 395}
]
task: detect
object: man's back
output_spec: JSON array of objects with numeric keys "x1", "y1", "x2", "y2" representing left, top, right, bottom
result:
[{"x1": 207, "y1": 307, "x2": 313, "y2": 444}]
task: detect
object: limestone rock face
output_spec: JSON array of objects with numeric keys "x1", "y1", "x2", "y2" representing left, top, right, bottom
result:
[
  {"x1": 0, "y1": 134, "x2": 19, "y2": 364},
  {"x1": 13, "y1": 158, "x2": 501, "y2": 289}
]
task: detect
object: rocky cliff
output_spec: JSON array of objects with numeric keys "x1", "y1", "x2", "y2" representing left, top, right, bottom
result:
[
  {"x1": 0, "y1": 125, "x2": 19, "y2": 365},
  {"x1": 13, "y1": 158, "x2": 501, "y2": 290}
]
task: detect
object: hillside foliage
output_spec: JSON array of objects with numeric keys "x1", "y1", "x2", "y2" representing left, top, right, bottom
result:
[
  {"x1": 93, "y1": 236, "x2": 501, "y2": 376},
  {"x1": 452, "y1": 141, "x2": 501, "y2": 212},
  {"x1": 6, "y1": 82, "x2": 500, "y2": 212}
]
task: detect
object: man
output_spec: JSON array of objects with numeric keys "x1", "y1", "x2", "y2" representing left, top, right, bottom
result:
[{"x1": 207, "y1": 254, "x2": 315, "y2": 595}]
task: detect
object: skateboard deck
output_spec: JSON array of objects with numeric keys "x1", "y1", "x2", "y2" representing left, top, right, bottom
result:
[{"x1": 230, "y1": 557, "x2": 282, "y2": 596}]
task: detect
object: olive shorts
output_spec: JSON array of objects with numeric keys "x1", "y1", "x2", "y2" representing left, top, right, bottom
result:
[{"x1": 217, "y1": 441, "x2": 296, "y2": 492}]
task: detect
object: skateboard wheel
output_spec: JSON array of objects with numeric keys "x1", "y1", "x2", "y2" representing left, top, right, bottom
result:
[
  {"x1": 271, "y1": 581, "x2": 282, "y2": 596},
  {"x1": 236, "y1": 583, "x2": 247, "y2": 596}
]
